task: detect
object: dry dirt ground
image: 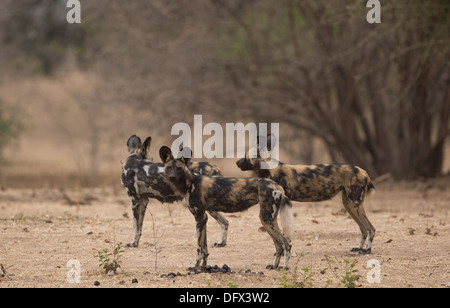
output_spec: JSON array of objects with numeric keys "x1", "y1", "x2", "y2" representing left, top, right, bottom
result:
[{"x1": 0, "y1": 179, "x2": 449, "y2": 288}]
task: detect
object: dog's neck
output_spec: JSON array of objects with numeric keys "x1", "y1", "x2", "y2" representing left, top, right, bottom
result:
[
  {"x1": 254, "y1": 159, "x2": 282, "y2": 178},
  {"x1": 254, "y1": 168, "x2": 271, "y2": 178},
  {"x1": 172, "y1": 167, "x2": 195, "y2": 195},
  {"x1": 123, "y1": 153, "x2": 141, "y2": 166}
]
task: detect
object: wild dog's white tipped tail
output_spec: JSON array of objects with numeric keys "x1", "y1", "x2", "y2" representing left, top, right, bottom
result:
[{"x1": 279, "y1": 196, "x2": 294, "y2": 240}]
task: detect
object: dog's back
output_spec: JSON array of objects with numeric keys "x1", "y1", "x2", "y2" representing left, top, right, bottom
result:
[{"x1": 268, "y1": 163, "x2": 373, "y2": 203}]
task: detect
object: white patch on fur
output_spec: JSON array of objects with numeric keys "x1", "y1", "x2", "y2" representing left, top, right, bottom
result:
[
  {"x1": 157, "y1": 166, "x2": 165, "y2": 174},
  {"x1": 272, "y1": 190, "x2": 281, "y2": 201},
  {"x1": 134, "y1": 181, "x2": 140, "y2": 196},
  {"x1": 279, "y1": 200, "x2": 294, "y2": 240},
  {"x1": 185, "y1": 192, "x2": 190, "y2": 207},
  {"x1": 143, "y1": 165, "x2": 150, "y2": 176}
]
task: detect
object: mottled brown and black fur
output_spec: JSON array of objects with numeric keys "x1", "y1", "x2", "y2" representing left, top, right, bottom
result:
[
  {"x1": 159, "y1": 146, "x2": 293, "y2": 269},
  {"x1": 237, "y1": 144, "x2": 376, "y2": 253},
  {"x1": 121, "y1": 135, "x2": 227, "y2": 248}
]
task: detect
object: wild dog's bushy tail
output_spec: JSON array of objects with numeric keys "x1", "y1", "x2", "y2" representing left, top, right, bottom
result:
[{"x1": 279, "y1": 195, "x2": 294, "y2": 240}]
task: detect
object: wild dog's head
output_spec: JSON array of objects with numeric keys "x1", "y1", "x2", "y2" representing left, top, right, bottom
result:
[
  {"x1": 236, "y1": 134, "x2": 276, "y2": 177},
  {"x1": 126, "y1": 135, "x2": 152, "y2": 159},
  {"x1": 159, "y1": 146, "x2": 194, "y2": 193}
]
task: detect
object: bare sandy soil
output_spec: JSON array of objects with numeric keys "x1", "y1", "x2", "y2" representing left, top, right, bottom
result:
[{"x1": 0, "y1": 178, "x2": 449, "y2": 288}]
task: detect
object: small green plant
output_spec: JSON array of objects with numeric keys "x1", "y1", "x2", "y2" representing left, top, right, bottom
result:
[
  {"x1": 279, "y1": 256, "x2": 314, "y2": 288},
  {"x1": 203, "y1": 278, "x2": 212, "y2": 287},
  {"x1": 340, "y1": 259, "x2": 361, "y2": 288},
  {"x1": 202, "y1": 278, "x2": 239, "y2": 288},
  {"x1": 323, "y1": 255, "x2": 361, "y2": 288},
  {"x1": 95, "y1": 241, "x2": 124, "y2": 274}
]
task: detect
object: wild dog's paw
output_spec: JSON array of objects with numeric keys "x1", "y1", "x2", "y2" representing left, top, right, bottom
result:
[
  {"x1": 213, "y1": 242, "x2": 226, "y2": 248},
  {"x1": 360, "y1": 248, "x2": 372, "y2": 254},
  {"x1": 350, "y1": 247, "x2": 372, "y2": 254}
]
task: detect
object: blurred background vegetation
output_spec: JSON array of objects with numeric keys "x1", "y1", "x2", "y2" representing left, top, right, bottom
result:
[{"x1": 0, "y1": 0, "x2": 449, "y2": 187}]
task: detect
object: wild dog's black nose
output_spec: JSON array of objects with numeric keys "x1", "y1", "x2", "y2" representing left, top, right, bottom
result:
[
  {"x1": 236, "y1": 158, "x2": 244, "y2": 168},
  {"x1": 168, "y1": 175, "x2": 177, "y2": 182}
]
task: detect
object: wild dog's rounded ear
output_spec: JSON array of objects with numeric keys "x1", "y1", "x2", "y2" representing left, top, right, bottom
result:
[
  {"x1": 159, "y1": 146, "x2": 173, "y2": 163},
  {"x1": 256, "y1": 135, "x2": 268, "y2": 155},
  {"x1": 254, "y1": 135, "x2": 260, "y2": 148},
  {"x1": 127, "y1": 135, "x2": 142, "y2": 154},
  {"x1": 178, "y1": 147, "x2": 192, "y2": 165},
  {"x1": 141, "y1": 136, "x2": 152, "y2": 159},
  {"x1": 267, "y1": 133, "x2": 276, "y2": 151},
  {"x1": 251, "y1": 135, "x2": 261, "y2": 158},
  {"x1": 255, "y1": 133, "x2": 276, "y2": 153}
]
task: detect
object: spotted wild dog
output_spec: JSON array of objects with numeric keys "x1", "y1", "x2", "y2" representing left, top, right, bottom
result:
[
  {"x1": 236, "y1": 135, "x2": 376, "y2": 254},
  {"x1": 121, "y1": 135, "x2": 228, "y2": 248},
  {"x1": 159, "y1": 145, "x2": 293, "y2": 270}
]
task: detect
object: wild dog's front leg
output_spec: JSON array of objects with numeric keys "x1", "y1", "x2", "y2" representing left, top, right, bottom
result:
[
  {"x1": 126, "y1": 197, "x2": 148, "y2": 248},
  {"x1": 191, "y1": 209, "x2": 209, "y2": 268}
]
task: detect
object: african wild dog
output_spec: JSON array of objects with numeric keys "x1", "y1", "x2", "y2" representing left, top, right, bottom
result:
[
  {"x1": 121, "y1": 135, "x2": 228, "y2": 248},
  {"x1": 236, "y1": 135, "x2": 376, "y2": 254},
  {"x1": 159, "y1": 145, "x2": 293, "y2": 269}
]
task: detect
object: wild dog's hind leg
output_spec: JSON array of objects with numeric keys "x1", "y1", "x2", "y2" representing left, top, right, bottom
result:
[
  {"x1": 126, "y1": 197, "x2": 148, "y2": 247},
  {"x1": 357, "y1": 204, "x2": 375, "y2": 253},
  {"x1": 208, "y1": 211, "x2": 229, "y2": 247},
  {"x1": 259, "y1": 201, "x2": 291, "y2": 270},
  {"x1": 342, "y1": 193, "x2": 375, "y2": 254}
]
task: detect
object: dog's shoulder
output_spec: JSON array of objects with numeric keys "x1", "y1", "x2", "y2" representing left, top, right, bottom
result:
[{"x1": 124, "y1": 155, "x2": 164, "y2": 177}]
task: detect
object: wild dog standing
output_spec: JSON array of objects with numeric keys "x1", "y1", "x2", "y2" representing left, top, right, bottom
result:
[
  {"x1": 236, "y1": 136, "x2": 376, "y2": 254},
  {"x1": 121, "y1": 135, "x2": 228, "y2": 248},
  {"x1": 159, "y1": 146, "x2": 293, "y2": 269}
]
